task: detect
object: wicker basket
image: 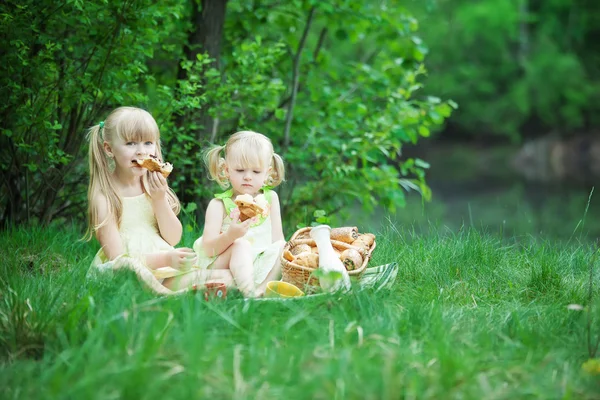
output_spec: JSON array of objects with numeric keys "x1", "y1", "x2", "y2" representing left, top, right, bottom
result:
[{"x1": 281, "y1": 227, "x2": 377, "y2": 294}]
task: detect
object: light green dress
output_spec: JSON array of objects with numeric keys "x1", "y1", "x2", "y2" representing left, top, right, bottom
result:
[
  {"x1": 89, "y1": 193, "x2": 186, "y2": 281},
  {"x1": 193, "y1": 188, "x2": 285, "y2": 285}
]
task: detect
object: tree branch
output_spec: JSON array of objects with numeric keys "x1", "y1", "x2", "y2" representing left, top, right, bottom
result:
[
  {"x1": 283, "y1": 6, "x2": 316, "y2": 149},
  {"x1": 262, "y1": 26, "x2": 326, "y2": 125},
  {"x1": 313, "y1": 26, "x2": 327, "y2": 62}
]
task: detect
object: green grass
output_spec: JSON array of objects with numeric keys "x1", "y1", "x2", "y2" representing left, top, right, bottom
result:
[{"x1": 2, "y1": 224, "x2": 600, "y2": 399}]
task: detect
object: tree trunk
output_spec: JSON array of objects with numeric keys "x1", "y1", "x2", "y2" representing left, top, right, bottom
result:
[
  {"x1": 177, "y1": 0, "x2": 228, "y2": 217},
  {"x1": 177, "y1": 0, "x2": 228, "y2": 137}
]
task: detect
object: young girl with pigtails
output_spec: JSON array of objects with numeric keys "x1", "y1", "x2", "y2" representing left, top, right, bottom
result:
[
  {"x1": 86, "y1": 106, "x2": 234, "y2": 293},
  {"x1": 183, "y1": 130, "x2": 286, "y2": 298}
]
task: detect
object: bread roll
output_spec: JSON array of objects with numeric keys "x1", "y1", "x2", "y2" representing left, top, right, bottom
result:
[
  {"x1": 351, "y1": 240, "x2": 369, "y2": 254},
  {"x1": 291, "y1": 244, "x2": 311, "y2": 256},
  {"x1": 340, "y1": 249, "x2": 363, "y2": 271},
  {"x1": 294, "y1": 252, "x2": 319, "y2": 269},
  {"x1": 330, "y1": 227, "x2": 359, "y2": 244},
  {"x1": 295, "y1": 231, "x2": 310, "y2": 240},
  {"x1": 352, "y1": 233, "x2": 375, "y2": 252},
  {"x1": 283, "y1": 250, "x2": 295, "y2": 262},
  {"x1": 355, "y1": 233, "x2": 375, "y2": 247}
]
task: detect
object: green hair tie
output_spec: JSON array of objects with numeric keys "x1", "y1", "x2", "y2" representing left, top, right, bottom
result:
[{"x1": 99, "y1": 121, "x2": 105, "y2": 129}]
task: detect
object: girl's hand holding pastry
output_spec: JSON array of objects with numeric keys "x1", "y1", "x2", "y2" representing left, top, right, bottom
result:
[
  {"x1": 227, "y1": 213, "x2": 256, "y2": 240},
  {"x1": 144, "y1": 171, "x2": 168, "y2": 201}
]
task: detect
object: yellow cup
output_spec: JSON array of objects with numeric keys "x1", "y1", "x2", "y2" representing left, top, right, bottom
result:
[{"x1": 265, "y1": 281, "x2": 305, "y2": 298}]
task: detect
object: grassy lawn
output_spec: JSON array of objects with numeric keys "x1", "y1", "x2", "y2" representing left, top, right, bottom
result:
[{"x1": 2, "y1": 224, "x2": 600, "y2": 399}]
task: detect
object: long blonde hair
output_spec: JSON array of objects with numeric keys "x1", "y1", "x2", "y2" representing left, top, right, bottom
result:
[
  {"x1": 204, "y1": 130, "x2": 285, "y2": 189},
  {"x1": 85, "y1": 106, "x2": 180, "y2": 240}
]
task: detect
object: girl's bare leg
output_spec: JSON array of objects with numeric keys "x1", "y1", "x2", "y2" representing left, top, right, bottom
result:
[
  {"x1": 254, "y1": 241, "x2": 285, "y2": 296},
  {"x1": 164, "y1": 245, "x2": 235, "y2": 290},
  {"x1": 209, "y1": 245, "x2": 234, "y2": 269},
  {"x1": 255, "y1": 260, "x2": 282, "y2": 297},
  {"x1": 228, "y1": 238, "x2": 256, "y2": 297},
  {"x1": 165, "y1": 239, "x2": 261, "y2": 297},
  {"x1": 163, "y1": 269, "x2": 234, "y2": 291}
]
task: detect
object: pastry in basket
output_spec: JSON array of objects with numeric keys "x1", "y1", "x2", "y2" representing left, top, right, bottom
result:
[
  {"x1": 310, "y1": 244, "x2": 342, "y2": 258},
  {"x1": 340, "y1": 248, "x2": 363, "y2": 271},
  {"x1": 294, "y1": 252, "x2": 319, "y2": 269},
  {"x1": 330, "y1": 227, "x2": 359, "y2": 244},
  {"x1": 357, "y1": 233, "x2": 375, "y2": 246},
  {"x1": 352, "y1": 233, "x2": 375, "y2": 252},
  {"x1": 234, "y1": 194, "x2": 265, "y2": 222},
  {"x1": 133, "y1": 154, "x2": 173, "y2": 178},
  {"x1": 283, "y1": 249, "x2": 295, "y2": 262},
  {"x1": 291, "y1": 244, "x2": 311, "y2": 256}
]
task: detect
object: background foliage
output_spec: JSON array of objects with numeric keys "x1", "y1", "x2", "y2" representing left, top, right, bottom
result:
[
  {"x1": 0, "y1": 0, "x2": 451, "y2": 230},
  {"x1": 408, "y1": 0, "x2": 600, "y2": 141},
  {"x1": 0, "y1": 0, "x2": 188, "y2": 226}
]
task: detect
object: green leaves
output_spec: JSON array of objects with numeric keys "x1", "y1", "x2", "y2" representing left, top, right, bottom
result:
[
  {"x1": 210, "y1": 1, "x2": 452, "y2": 225},
  {"x1": 408, "y1": 0, "x2": 600, "y2": 139},
  {"x1": 0, "y1": 0, "x2": 188, "y2": 225}
]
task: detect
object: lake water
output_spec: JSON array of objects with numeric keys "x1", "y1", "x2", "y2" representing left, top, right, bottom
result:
[{"x1": 354, "y1": 143, "x2": 600, "y2": 242}]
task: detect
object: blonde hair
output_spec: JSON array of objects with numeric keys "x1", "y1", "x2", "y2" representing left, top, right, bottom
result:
[
  {"x1": 85, "y1": 106, "x2": 180, "y2": 240},
  {"x1": 204, "y1": 130, "x2": 285, "y2": 189}
]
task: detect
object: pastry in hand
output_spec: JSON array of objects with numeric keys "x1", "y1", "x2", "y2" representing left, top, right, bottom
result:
[
  {"x1": 234, "y1": 194, "x2": 264, "y2": 222},
  {"x1": 134, "y1": 154, "x2": 173, "y2": 178}
]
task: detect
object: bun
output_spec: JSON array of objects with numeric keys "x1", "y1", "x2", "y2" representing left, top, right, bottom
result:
[
  {"x1": 355, "y1": 233, "x2": 375, "y2": 247},
  {"x1": 283, "y1": 250, "x2": 295, "y2": 262},
  {"x1": 331, "y1": 227, "x2": 359, "y2": 243},
  {"x1": 234, "y1": 195, "x2": 264, "y2": 221},
  {"x1": 134, "y1": 155, "x2": 173, "y2": 178},
  {"x1": 291, "y1": 244, "x2": 311, "y2": 256},
  {"x1": 340, "y1": 249, "x2": 363, "y2": 271},
  {"x1": 294, "y1": 252, "x2": 319, "y2": 269}
]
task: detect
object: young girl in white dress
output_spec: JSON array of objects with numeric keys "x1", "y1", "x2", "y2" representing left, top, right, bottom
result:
[
  {"x1": 86, "y1": 106, "x2": 233, "y2": 293},
  {"x1": 187, "y1": 131, "x2": 286, "y2": 297}
]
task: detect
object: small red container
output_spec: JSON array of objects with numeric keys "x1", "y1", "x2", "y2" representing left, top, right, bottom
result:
[{"x1": 203, "y1": 283, "x2": 227, "y2": 301}]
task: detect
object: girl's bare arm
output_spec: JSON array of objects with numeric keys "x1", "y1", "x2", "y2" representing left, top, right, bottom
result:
[
  {"x1": 147, "y1": 172, "x2": 182, "y2": 246},
  {"x1": 94, "y1": 193, "x2": 125, "y2": 260},
  {"x1": 152, "y1": 196, "x2": 182, "y2": 246},
  {"x1": 269, "y1": 191, "x2": 285, "y2": 243},
  {"x1": 201, "y1": 199, "x2": 238, "y2": 257}
]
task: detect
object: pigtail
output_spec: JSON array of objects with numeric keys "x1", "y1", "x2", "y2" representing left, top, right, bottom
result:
[
  {"x1": 165, "y1": 188, "x2": 181, "y2": 215},
  {"x1": 84, "y1": 122, "x2": 122, "y2": 241},
  {"x1": 204, "y1": 145, "x2": 229, "y2": 188},
  {"x1": 269, "y1": 152, "x2": 286, "y2": 187},
  {"x1": 87, "y1": 124, "x2": 107, "y2": 188}
]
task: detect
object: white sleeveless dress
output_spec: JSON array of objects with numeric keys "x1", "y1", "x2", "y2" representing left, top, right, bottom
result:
[
  {"x1": 193, "y1": 188, "x2": 285, "y2": 284},
  {"x1": 89, "y1": 193, "x2": 186, "y2": 280}
]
